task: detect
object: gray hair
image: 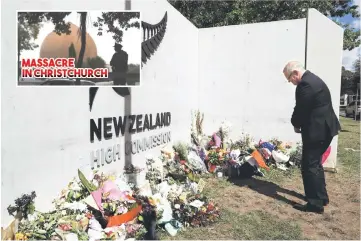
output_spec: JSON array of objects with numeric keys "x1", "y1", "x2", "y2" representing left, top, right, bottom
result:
[{"x1": 283, "y1": 61, "x2": 306, "y2": 76}]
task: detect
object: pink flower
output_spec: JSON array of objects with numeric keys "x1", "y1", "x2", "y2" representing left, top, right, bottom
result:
[{"x1": 59, "y1": 224, "x2": 72, "y2": 231}]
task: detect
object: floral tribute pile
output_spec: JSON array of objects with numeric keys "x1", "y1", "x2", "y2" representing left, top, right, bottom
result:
[
  {"x1": 189, "y1": 110, "x2": 303, "y2": 178},
  {"x1": 2, "y1": 110, "x2": 306, "y2": 241},
  {"x1": 3, "y1": 147, "x2": 221, "y2": 240}
]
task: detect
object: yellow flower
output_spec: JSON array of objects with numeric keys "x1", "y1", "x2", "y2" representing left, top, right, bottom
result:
[
  {"x1": 15, "y1": 233, "x2": 27, "y2": 240},
  {"x1": 149, "y1": 197, "x2": 160, "y2": 206},
  {"x1": 179, "y1": 192, "x2": 189, "y2": 203},
  {"x1": 108, "y1": 175, "x2": 116, "y2": 181}
]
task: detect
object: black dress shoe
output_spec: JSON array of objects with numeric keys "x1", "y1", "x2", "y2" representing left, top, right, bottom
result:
[
  {"x1": 293, "y1": 203, "x2": 324, "y2": 214},
  {"x1": 304, "y1": 198, "x2": 329, "y2": 206}
]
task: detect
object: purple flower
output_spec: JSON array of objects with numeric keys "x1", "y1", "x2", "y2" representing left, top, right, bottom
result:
[{"x1": 199, "y1": 149, "x2": 206, "y2": 161}]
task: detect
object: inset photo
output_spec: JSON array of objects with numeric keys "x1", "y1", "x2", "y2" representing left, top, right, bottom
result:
[{"x1": 17, "y1": 11, "x2": 141, "y2": 86}]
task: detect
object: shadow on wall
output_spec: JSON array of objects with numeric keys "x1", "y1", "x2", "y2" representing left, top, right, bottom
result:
[
  {"x1": 124, "y1": 0, "x2": 134, "y2": 186},
  {"x1": 123, "y1": 89, "x2": 136, "y2": 186},
  {"x1": 89, "y1": 87, "x2": 134, "y2": 187}
]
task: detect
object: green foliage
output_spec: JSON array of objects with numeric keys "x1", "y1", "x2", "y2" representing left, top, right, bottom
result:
[
  {"x1": 334, "y1": 20, "x2": 361, "y2": 51},
  {"x1": 168, "y1": 0, "x2": 360, "y2": 51},
  {"x1": 77, "y1": 169, "x2": 97, "y2": 193},
  {"x1": 353, "y1": 58, "x2": 360, "y2": 85},
  {"x1": 352, "y1": 58, "x2": 360, "y2": 93},
  {"x1": 18, "y1": 12, "x2": 72, "y2": 36},
  {"x1": 173, "y1": 142, "x2": 189, "y2": 161},
  {"x1": 128, "y1": 63, "x2": 140, "y2": 73},
  {"x1": 341, "y1": 66, "x2": 356, "y2": 94},
  {"x1": 341, "y1": 58, "x2": 360, "y2": 95},
  {"x1": 93, "y1": 12, "x2": 140, "y2": 43},
  {"x1": 18, "y1": 21, "x2": 41, "y2": 53},
  {"x1": 87, "y1": 56, "x2": 106, "y2": 69},
  {"x1": 68, "y1": 43, "x2": 77, "y2": 59},
  {"x1": 7, "y1": 191, "x2": 37, "y2": 219}
]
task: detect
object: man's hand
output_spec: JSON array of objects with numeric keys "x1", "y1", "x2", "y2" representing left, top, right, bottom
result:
[{"x1": 294, "y1": 127, "x2": 301, "y2": 133}]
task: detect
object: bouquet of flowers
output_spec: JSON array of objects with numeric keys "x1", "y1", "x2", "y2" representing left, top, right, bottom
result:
[
  {"x1": 124, "y1": 223, "x2": 147, "y2": 240},
  {"x1": 171, "y1": 193, "x2": 220, "y2": 228},
  {"x1": 102, "y1": 198, "x2": 137, "y2": 217},
  {"x1": 219, "y1": 121, "x2": 232, "y2": 146},
  {"x1": 288, "y1": 142, "x2": 302, "y2": 167},
  {"x1": 7, "y1": 191, "x2": 37, "y2": 220},
  {"x1": 145, "y1": 156, "x2": 164, "y2": 187},
  {"x1": 173, "y1": 142, "x2": 189, "y2": 163},
  {"x1": 232, "y1": 133, "x2": 256, "y2": 152},
  {"x1": 269, "y1": 137, "x2": 288, "y2": 154},
  {"x1": 61, "y1": 178, "x2": 90, "y2": 203},
  {"x1": 206, "y1": 148, "x2": 229, "y2": 166},
  {"x1": 14, "y1": 201, "x2": 90, "y2": 240}
]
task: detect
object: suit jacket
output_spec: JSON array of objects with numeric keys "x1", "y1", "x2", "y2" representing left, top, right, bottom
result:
[{"x1": 291, "y1": 70, "x2": 341, "y2": 143}]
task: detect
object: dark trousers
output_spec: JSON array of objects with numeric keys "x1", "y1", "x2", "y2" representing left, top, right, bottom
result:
[{"x1": 301, "y1": 137, "x2": 332, "y2": 208}]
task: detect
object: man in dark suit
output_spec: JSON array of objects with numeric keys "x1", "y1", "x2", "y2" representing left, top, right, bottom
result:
[
  {"x1": 283, "y1": 61, "x2": 341, "y2": 214},
  {"x1": 110, "y1": 43, "x2": 128, "y2": 86}
]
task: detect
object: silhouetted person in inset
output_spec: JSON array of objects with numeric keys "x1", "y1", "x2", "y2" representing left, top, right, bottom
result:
[{"x1": 110, "y1": 43, "x2": 128, "y2": 86}]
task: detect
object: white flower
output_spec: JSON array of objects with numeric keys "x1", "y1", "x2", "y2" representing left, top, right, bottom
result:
[
  {"x1": 114, "y1": 178, "x2": 132, "y2": 192},
  {"x1": 53, "y1": 198, "x2": 66, "y2": 208},
  {"x1": 89, "y1": 218, "x2": 103, "y2": 231},
  {"x1": 63, "y1": 202, "x2": 87, "y2": 212},
  {"x1": 189, "y1": 200, "x2": 205, "y2": 208},
  {"x1": 87, "y1": 171, "x2": 96, "y2": 181},
  {"x1": 61, "y1": 210, "x2": 67, "y2": 215},
  {"x1": 76, "y1": 214, "x2": 83, "y2": 221},
  {"x1": 69, "y1": 181, "x2": 82, "y2": 191},
  {"x1": 174, "y1": 204, "x2": 180, "y2": 209},
  {"x1": 103, "y1": 225, "x2": 126, "y2": 240},
  {"x1": 117, "y1": 228, "x2": 127, "y2": 241},
  {"x1": 190, "y1": 183, "x2": 198, "y2": 194},
  {"x1": 27, "y1": 213, "x2": 38, "y2": 222},
  {"x1": 88, "y1": 229, "x2": 103, "y2": 240},
  {"x1": 92, "y1": 179, "x2": 99, "y2": 187},
  {"x1": 64, "y1": 233, "x2": 78, "y2": 241},
  {"x1": 117, "y1": 206, "x2": 128, "y2": 214}
]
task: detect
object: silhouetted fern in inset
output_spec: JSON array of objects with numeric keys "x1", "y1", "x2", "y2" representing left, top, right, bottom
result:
[{"x1": 141, "y1": 12, "x2": 168, "y2": 65}]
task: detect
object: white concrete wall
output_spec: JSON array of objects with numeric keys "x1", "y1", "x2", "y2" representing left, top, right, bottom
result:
[
  {"x1": 306, "y1": 8, "x2": 344, "y2": 169},
  {"x1": 1, "y1": 0, "x2": 199, "y2": 225},
  {"x1": 198, "y1": 19, "x2": 306, "y2": 143}
]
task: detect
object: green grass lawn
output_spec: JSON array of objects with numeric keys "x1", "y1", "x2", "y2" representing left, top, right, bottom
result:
[{"x1": 161, "y1": 117, "x2": 360, "y2": 240}]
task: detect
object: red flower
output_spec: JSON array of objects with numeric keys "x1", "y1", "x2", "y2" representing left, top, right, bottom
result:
[
  {"x1": 180, "y1": 160, "x2": 186, "y2": 165},
  {"x1": 207, "y1": 202, "x2": 215, "y2": 211},
  {"x1": 59, "y1": 224, "x2": 72, "y2": 231},
  {"x1": 106, "y1": 231, "x2": 114, "y2": 238}
]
